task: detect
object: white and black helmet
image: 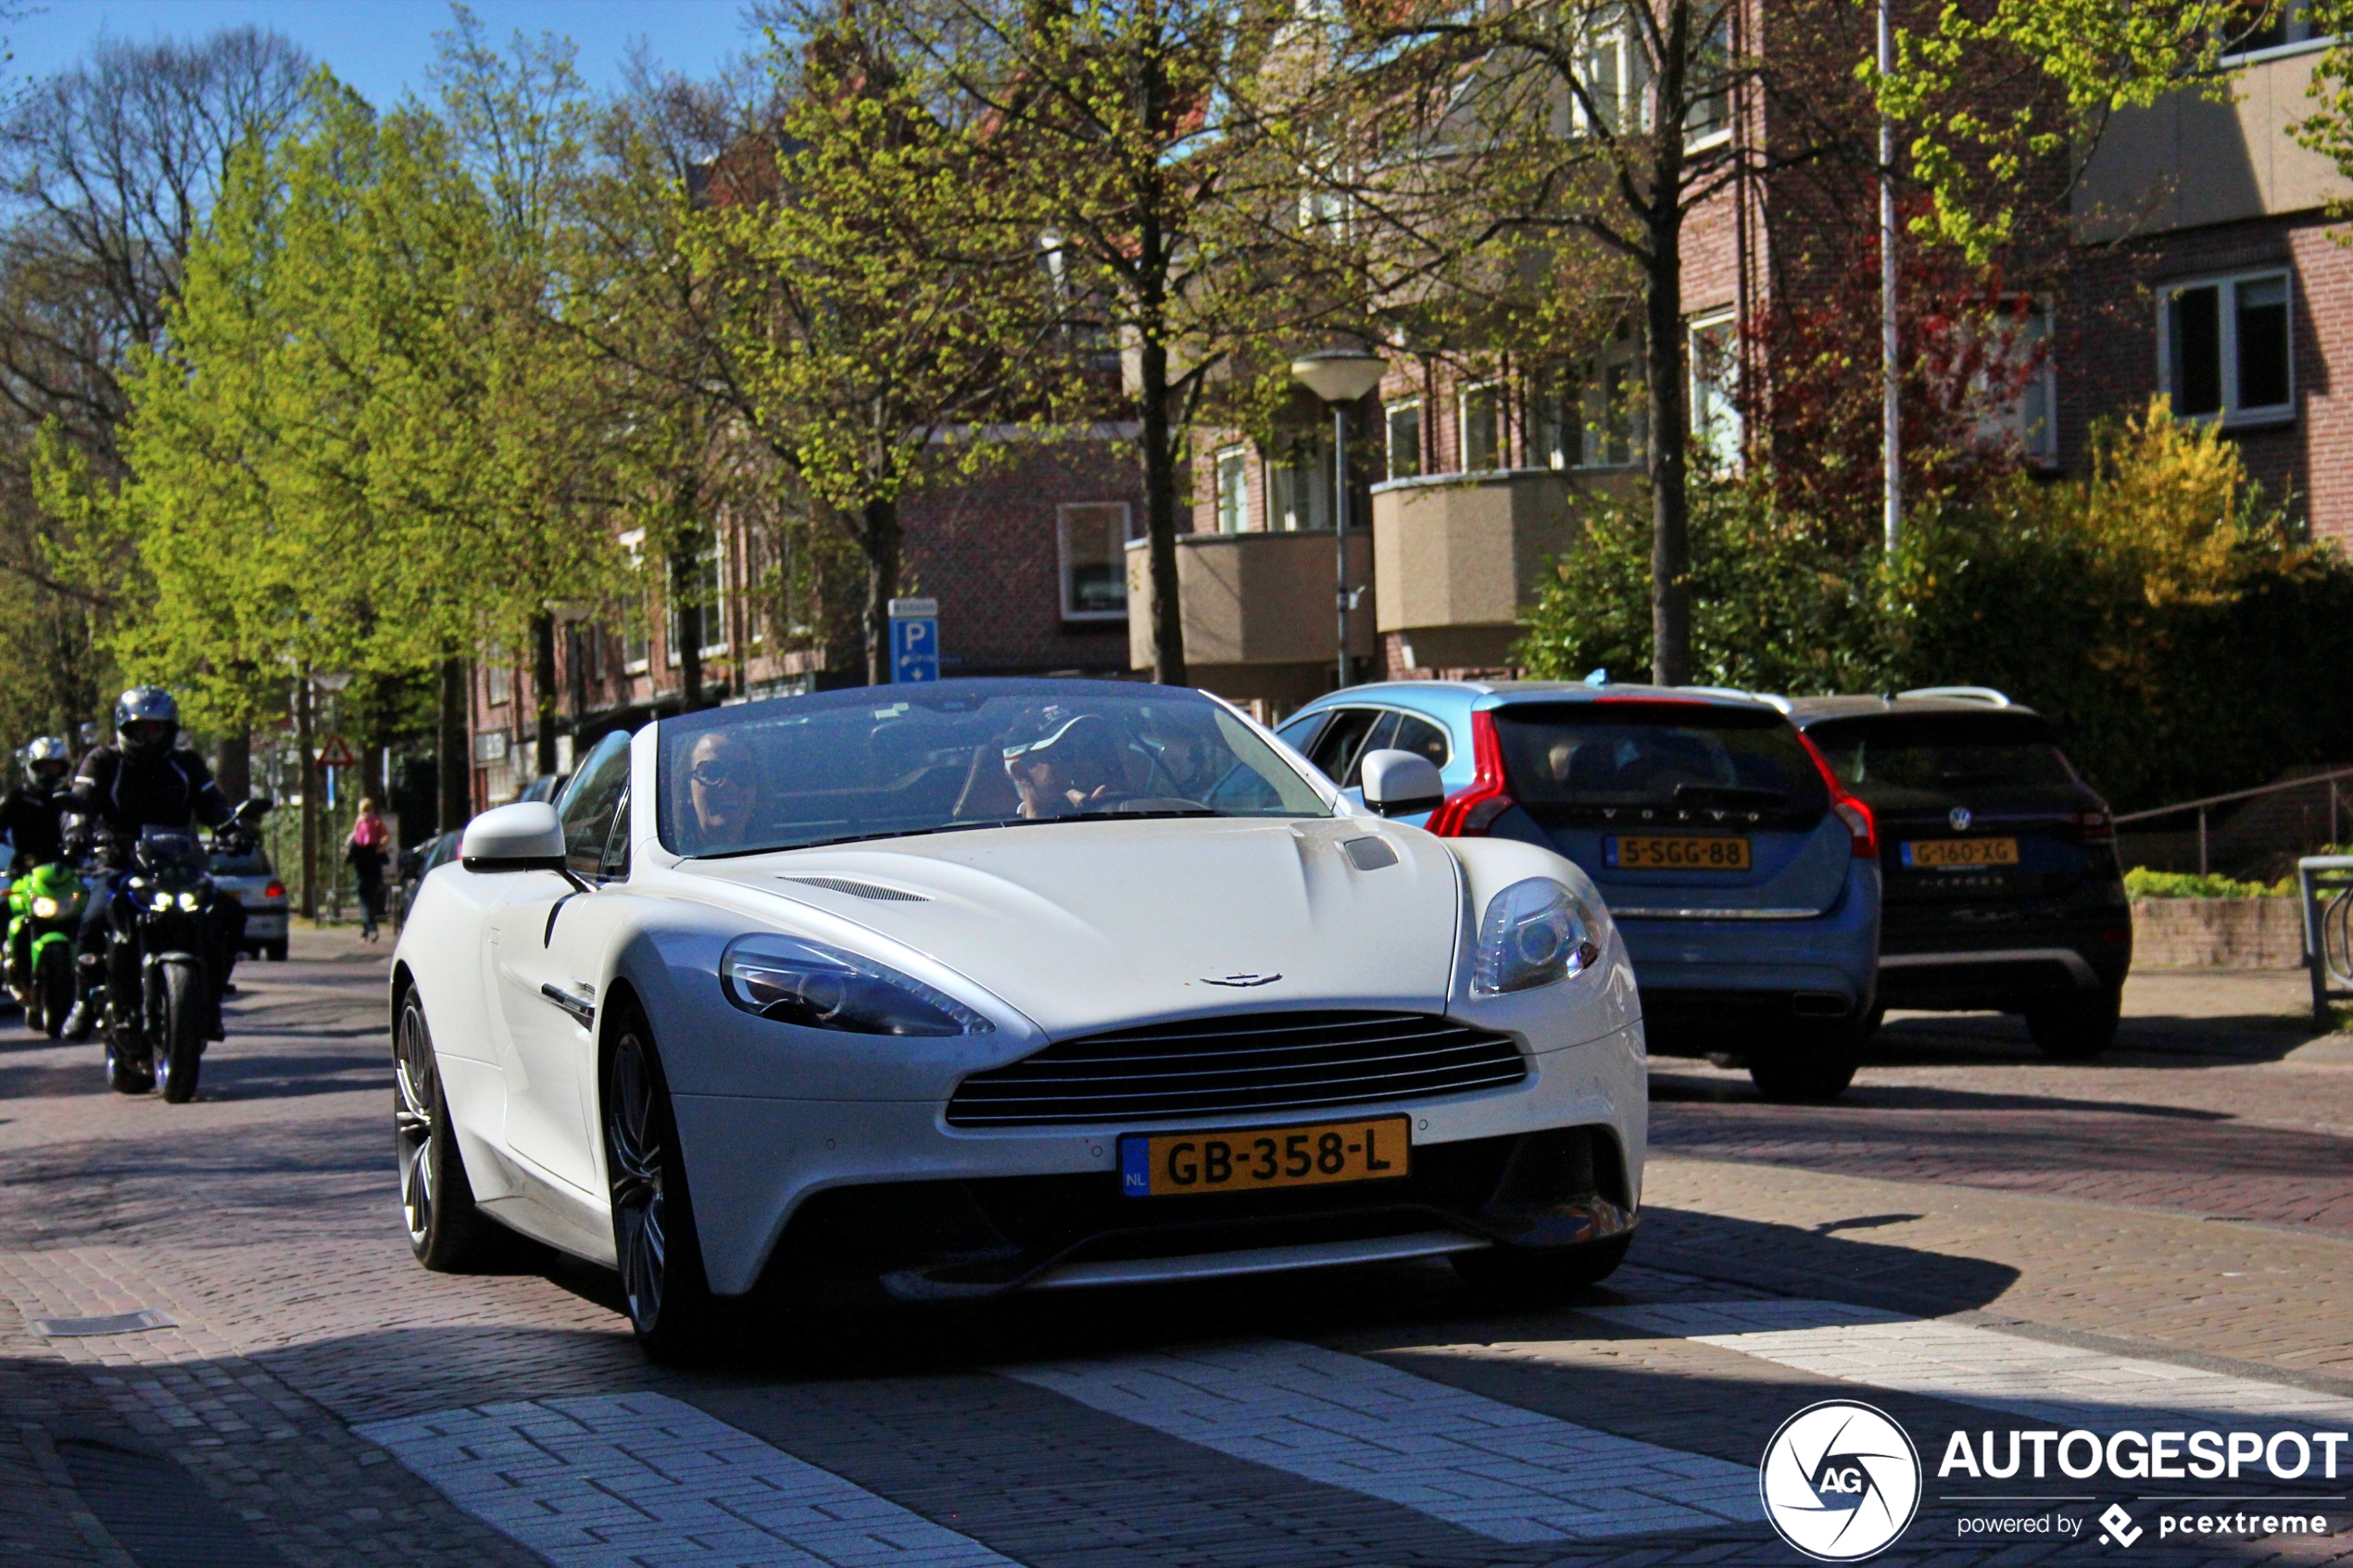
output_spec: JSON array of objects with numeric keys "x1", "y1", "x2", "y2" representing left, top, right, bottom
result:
[
  {"x1": 113, "y1": 685, "x2": 180, "y2": 762},
  {"x1": 22, "y1": 734, "x2": 68, "y2": 784}
]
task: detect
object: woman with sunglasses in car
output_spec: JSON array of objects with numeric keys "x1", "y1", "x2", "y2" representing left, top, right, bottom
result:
[{"x1": 682, "y1": 731, "x2": 757, "y2": 850}]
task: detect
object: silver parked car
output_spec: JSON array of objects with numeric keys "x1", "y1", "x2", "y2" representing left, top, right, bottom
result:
[{"x1": 211, "y1": 841, "x2": 289, "y2": 961}]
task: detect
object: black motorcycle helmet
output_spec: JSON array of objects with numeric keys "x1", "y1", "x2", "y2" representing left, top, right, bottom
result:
[
  {"x1": 114, "y1": 686, "x2": 180, "y2": 764},
  {"x1": 21, "y1": 734, "x2": 68, "y2": 790}
]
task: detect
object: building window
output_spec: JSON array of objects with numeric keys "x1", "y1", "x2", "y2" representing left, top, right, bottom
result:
[
  {"x1": 1542, "y1": 325, "x2": 1647, "y2": 470},
  {"x1": 1272, "y1": 438, "x2": 1331, "y2": 530},
  {"x1": 1214, "y1": 446, "x2": 1249, "y2": 533},
  {"x1": 1385, "y1": 401, "x2": 1423, "y2": 481},
  {"x1": 1059, "y1": 502, "x2": 1131, "y2": 618},
  {"x1": 667, "y1": 533, "x2": 727, "y2": 666},
  {"x1": 1972, "y1": 306, "x2": 2057, "y2": 466},
  {"x1": 2160, "y1": 270, "x2": 2292, "y2": 425},
  {"x1": 485, "y1": 655, "x2": 510, "y2": 707},
  {"x1": 2222, "y1": 0, "x2": 2328, "y2": 58},
  {"x1": 1689, "y1": 312, "x2": 1741, "y2": 470},
  {"x1": 1460, "y1": 383, "x2": 1504, "y2": 471}
]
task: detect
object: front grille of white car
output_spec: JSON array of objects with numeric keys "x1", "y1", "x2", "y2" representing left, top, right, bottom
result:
[{"x1": 944, "y1": 1010, "x2": 1527, "y2": 1127}]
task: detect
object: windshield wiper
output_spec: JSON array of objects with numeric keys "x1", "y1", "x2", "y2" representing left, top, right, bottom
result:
[{"x1": 1013, "y1": 804, "x2": 1227, "y2": 824}]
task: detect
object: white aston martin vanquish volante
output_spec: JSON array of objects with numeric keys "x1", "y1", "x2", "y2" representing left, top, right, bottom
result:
[{"x1": 391, "y1": 679, "x2": 1646, "y2": 1359}]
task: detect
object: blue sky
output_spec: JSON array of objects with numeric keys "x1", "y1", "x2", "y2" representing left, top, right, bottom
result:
[{"x1": 6, "y1": 2, "x2": 768, "y2": 108}]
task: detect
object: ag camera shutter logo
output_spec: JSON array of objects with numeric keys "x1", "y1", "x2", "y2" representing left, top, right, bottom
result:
[{"x1": 1760, "y1": 1400, "x2": 1923, "y2": 1561}]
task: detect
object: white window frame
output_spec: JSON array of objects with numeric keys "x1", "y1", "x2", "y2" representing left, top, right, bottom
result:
[
  {"x1": 1385, "y1": 399, "x2": 1424, "y2": 481},
  {"x1": 2157, "y1": 269, "x2": 2295, "y2": 428},
  {"x1": 1546, "y1": 326, "x2": 1647, "y2": 471},
  {"x1": 1688, "y1": 310, "x2": 1742, "y2": 470},
  {"x1": 1271, "y1": 439, "x2": 1331, "y2": 531},
  {"x1": 1214, "y1": 445, "x2": 1249, "y2": 534},
  {"x1": 666, "y1": 533, "x2": 729, "y2": 668},
  {"x1": 2219, "y1": 1, "x2": 2332, "y2": 64},
  {"x1": 1058, "y1": 501, "x2": 1132, "y2": 621},
  {"x1": 1459, "y1": 381, "x2": 1504, "y2": 472}
]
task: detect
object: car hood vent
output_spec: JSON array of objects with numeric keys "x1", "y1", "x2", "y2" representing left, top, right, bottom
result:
[{"x1": 781, "y1": 876, "x2": 930, "y2": 902}]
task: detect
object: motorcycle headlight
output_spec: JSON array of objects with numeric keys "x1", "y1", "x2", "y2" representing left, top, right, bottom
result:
[
  {"x1": 177, "y1": 891, "x2": 202, "y2": 911},
  {"x1": 1472, "y1": 877, "x2": 1601, "y2": 995},
  {"x1": 719, "y1": 934, "x2": 993, "y2": 1037},
  {"x1": 150, "y1": 891, "x2": 173, "y2": 911},
  {"x1": 30, "y1": 897, "x2": 57, "y2": 918}
]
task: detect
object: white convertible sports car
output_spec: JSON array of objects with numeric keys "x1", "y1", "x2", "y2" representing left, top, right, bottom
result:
[{"x1": 391, "y1": 679, "x2": 1645, "y2": 1360}]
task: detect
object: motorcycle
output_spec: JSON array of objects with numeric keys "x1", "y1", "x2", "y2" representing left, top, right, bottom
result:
[
  {"x1": 6, "y1": 860, "x2": 86, "y2": 1037},
  {"x1": 101, "y1": 824, "x2": 226, "y2": 1102}
]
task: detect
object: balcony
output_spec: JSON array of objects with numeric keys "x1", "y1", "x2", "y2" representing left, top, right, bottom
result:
[
  {"x1": 1126, "y1": 530, "x2": 1376, "y2": 710},
  {"x1": 1370, "y1": 469, "x2": 1613, "y2": 672}
]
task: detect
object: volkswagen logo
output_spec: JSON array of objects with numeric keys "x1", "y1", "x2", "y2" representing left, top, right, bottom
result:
[
  {"x1": 1758, "y1": 1400, "x2": 1921, "y2": 1561},
  {"x1": 1948, "y1": 807, "x2": 1972, "y2": 832}
]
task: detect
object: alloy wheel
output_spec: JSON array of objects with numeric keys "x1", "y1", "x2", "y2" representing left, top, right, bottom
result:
[
  {"x1": 607, "y1": 1032, "x2": 667, "y2": 1332},
  {"x1": 395, "y1": 998, "x2": 438, "y2": 1245}
]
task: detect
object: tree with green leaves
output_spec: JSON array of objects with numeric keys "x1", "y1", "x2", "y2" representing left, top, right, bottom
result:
[{"x1": 692, "y1": 8, "x2": 1063, "y2": 686}]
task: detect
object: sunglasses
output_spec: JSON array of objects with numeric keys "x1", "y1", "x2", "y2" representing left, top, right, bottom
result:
[{"x1": 689, "y1": 760, "x2": 747, "y2": 788}]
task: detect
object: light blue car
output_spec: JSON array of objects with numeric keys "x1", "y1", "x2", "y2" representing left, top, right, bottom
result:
[{"x1": 1275, "y1": 680, "x2": 1881, "y2": 1100}]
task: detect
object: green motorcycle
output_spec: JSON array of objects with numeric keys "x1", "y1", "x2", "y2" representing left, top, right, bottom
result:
[{"x1": 7, "y1": 861, "x2": 86, "y2": 1038}]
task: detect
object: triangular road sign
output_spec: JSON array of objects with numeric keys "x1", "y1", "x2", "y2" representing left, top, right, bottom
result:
[{"x1": 316, "y1": 734, "x2": 359, "y2": 769}]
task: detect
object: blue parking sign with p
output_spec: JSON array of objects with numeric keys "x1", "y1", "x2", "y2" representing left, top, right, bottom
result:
[{"x1": 888, "y1": 597, "x2": 939, "y2": 684}]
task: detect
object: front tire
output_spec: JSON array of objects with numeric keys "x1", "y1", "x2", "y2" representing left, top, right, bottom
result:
[
  {"x1": 151, "y1": 961, "x2": 204, "y2": 1104},
  {"x1": 2027, "y1": 985, "x2": 2121, "y2": 1060},
  {"x1": 34, "y1": 944, "x2": 72, "y2": 1039},
  {"x1": 395, "y1": 989, "x2": 508, "y2": 1270},
  {"x1": 1453, "y1": 1234, "x2": 1632, "y2": 1296},
  {"x1": 603, "y1": 1010, "x2": 724, "y2": 1363},
  {"x1": 265, "y1": 940, "x2": 287, "y2": 962}
]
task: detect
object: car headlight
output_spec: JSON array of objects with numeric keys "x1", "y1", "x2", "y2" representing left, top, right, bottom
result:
[
  {"x1": 720, "y1": 934, "x2": 994, "y2": 1037},
  {"x1": 178, "y1": 891, "x2": 203, "y2": 911},
  {"x1": 150, "y1": 891, "x2": 172, "y2": 911},
  {"x1": 1472, "y1": 877, "x2": 1601, "y2": 995},
  {"x1": 30, "y1": 897, "x2": 57, "y2": 918}
]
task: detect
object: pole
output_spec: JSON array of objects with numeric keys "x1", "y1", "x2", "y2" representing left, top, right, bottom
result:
[
  {"x1": 1879, "y1": 0, "x2": 1901, "y2": 555},
  {"x1": 2198, "y1": 808, "x2": 2208, "y2": 878},
  {"x1": 1333, "y1": 403, "x2": 1352, "y2": 692}
]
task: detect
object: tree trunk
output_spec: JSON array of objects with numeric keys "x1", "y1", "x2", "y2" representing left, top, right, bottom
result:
[
  {"x1": 1644, "y1": 9, "x2": 1694, "y2": 688},
  {"x1": 437, "y1": 656, "x2": 471, "y2": 834},
  {"x1": 862, "y1": 495, "x2": 902, "y2": 688},
  {"x1": 216, "y1": 725, "x2": 251, "y2": 803},
  {"x1": 296, "y1": 674, "x2": 319, "y2": 922},
  {"x1": 672, "y1": 546, "x2": 705, "y2": 712},
  {"x1": 532, "y1": 610, "x2": 559, "y2": 775},
  {"x1": 1139, "y1": 333, "x2": 1188, "y2": 686}
]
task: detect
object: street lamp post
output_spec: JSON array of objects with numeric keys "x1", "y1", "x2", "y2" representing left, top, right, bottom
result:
[{"x1": 1290, "y1": 350, "x2": 1388, "y2": 692}]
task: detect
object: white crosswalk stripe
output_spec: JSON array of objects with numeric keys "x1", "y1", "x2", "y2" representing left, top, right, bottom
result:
[
  {"x1": 999, "y1": 1337, "x2": 1763, "y2": 1543},
  {"x1": 1577, "y1": 1300, "x2": 2353, "y2": 1431},
  {"x1": 355, "y1": 1392, "x2": 1021, "y2": 1568}
]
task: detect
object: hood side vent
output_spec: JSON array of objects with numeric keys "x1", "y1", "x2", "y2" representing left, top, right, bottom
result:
[
  {"x1": 1342, "y1": 836, "x2": 1399, "y2": 872},
  {"x1": 782, "y1": 876, "x2": 930, "y2": 902}
]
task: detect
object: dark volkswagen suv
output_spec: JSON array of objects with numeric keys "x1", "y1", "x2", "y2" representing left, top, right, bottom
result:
[{"x1": 1784, "y1": 688, "x2": 2132, "y2": 1058}]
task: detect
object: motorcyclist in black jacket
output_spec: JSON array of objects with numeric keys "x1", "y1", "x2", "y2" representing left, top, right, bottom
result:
[
  {"x1": 0, "y1": 735, "x2": 73, "y2": 870},
  {"x1": 60, "y1": 687, "x2": 245, "y2": 1041}
]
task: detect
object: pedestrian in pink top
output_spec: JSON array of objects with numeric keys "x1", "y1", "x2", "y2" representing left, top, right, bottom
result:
[{"x1": 346, "y1": 799, "x2": 391, "y2": 941}]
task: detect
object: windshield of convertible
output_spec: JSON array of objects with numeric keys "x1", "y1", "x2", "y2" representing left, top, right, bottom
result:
[{"x1": 656, "y1": 680, "x2": 1331, "y2": 857}]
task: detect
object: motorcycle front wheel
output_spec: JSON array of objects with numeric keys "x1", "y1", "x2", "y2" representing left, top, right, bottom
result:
[
  {"x1": 34, "y1": 943, "x2": 71, "y2": 1039},
  {"x1": 149, "y1": 960, "x2": 204, "y2": 1104}
]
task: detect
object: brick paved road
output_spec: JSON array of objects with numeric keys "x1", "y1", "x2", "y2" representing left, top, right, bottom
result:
[{"x1": 1, "y1": 940, "x2": 2347, "y2": 1568}]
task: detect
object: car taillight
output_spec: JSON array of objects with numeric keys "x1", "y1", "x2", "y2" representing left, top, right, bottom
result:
[
  {"x1": 2075, "y1": 809, "x2": 2114, "y2": 843},
  {"x1": 1425, "y1": 710, "x2": 1516, "y2": 837},
  {"x1": 1797, "y1": 732, "x2": 1879, "y2": 859},
  {"x1": 265, "y1": 881, "x2": 285, "y2": 899}
]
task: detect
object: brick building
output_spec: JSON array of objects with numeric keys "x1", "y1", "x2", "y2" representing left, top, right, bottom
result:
[
  {"x1": 468, "y1": 434, "x2": 1142, "y2": 809},
  {"x1": 1155, "y1": 19, "x2": 2353, "y2": 721}
]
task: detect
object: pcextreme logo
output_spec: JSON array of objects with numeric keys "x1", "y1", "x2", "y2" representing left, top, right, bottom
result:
[{"x1": 1760, "y1": 1400, "x2": 1925, "y2": 1561}]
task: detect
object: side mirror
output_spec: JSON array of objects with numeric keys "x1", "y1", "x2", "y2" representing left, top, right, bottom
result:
[
  {"x1": 237, "y1": 796, "x2": 273, "y2": 823},
  {"x1": 1359, "y1": 749, "x2": 1445, "y2": 817},
  {"x1": 459, "y1": 802, "x2": 566, "y2": 872}
]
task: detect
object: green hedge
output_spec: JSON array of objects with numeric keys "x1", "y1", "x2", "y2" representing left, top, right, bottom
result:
[{"x1": 1516, "y1": 404, "x2": 2353, "y2": 812}]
